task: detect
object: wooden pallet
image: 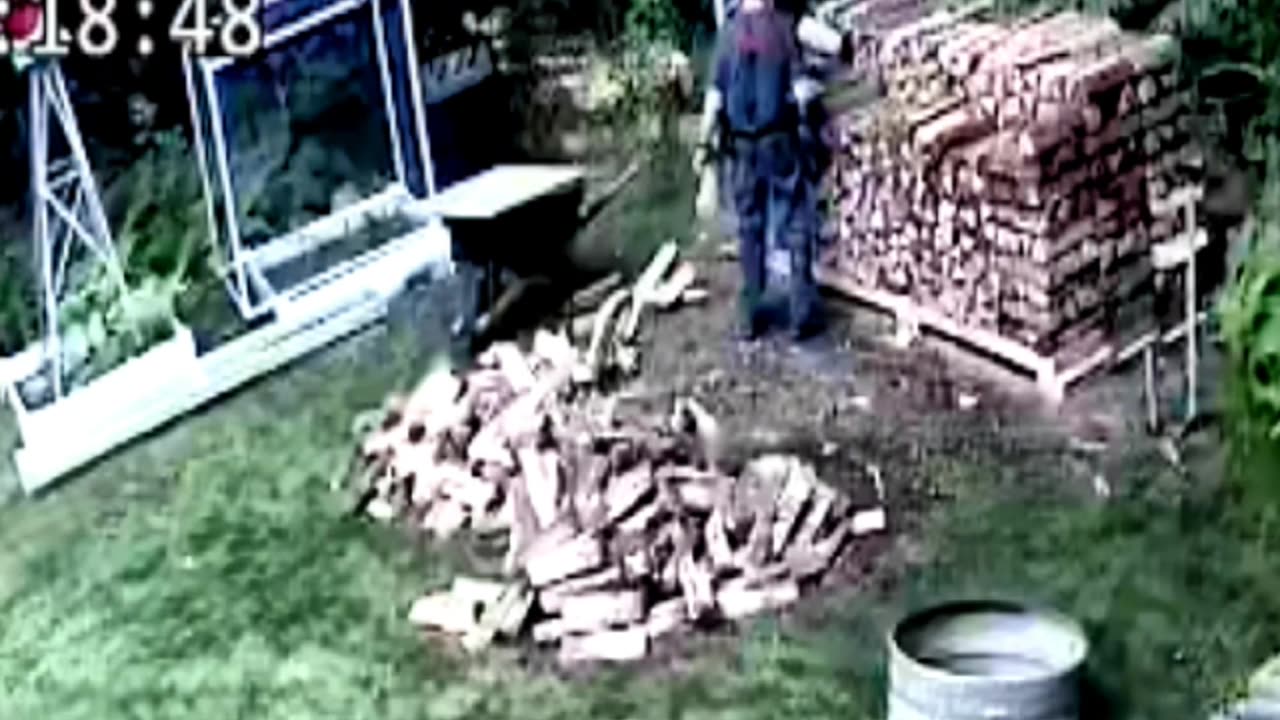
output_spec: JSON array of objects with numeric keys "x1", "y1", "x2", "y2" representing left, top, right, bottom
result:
[{"x1": 816, "y1": 265, "x2": 1150, "y2": 403}]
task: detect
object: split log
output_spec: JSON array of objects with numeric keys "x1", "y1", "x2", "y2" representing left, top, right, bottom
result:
[
  {"x1": 557, "y1": 589, "x2": 646, "y2": 633},
  {"x1": 463, "y1": 583, "x2": 534, "y2": 652},
  {"x1": 705, "y1": 508, "x2": 737, "y2": 569},
  {"x1": 651, "y1": 262, "x2": 699, "y2": 309},
  {"x1": 559, "y1": 627, "x2": 649, "y2": 663},
  {"x1": 1068, "y1": 50, "x2": 1137, "y2": 101},
  {"x1": 604, "y1": 461, "x2": 656, "y2": 525},
  {"x1": 785, "y1": 524, "x2": 851, "y2": 579},
  {"x1": 852, "y1": 507, "x2": 888, "y2": 535},
  {"x1": 540, "y1": 566, "x2": 624, "y2": 612},
  {"x1": 620, "y1": 241, "x2": 680, "y2": 341},
  {"x1": 525, "y1": 532, "x2": 606, "y2": 587},
  {"x1": 581, "y1": 287, "x2": 633, "y2": 380},
  {"x1": 409, "y1": 591, "x2": 480, "y2": 634},
  {"x1": 677, "y1": 554, "x2": 717, "y2": 619},
  {"x1": 914, "y1": 107, "x2": 993, "y2": 158},
  {"x1": 716, "y1": 579, "x2": 801, "y2": 619},
  {"x1": 516, "y1": 448, "x2": 561, "y2": 529},
  {"x1": 771, "y1": 465, "x2": 815, "y2": 555},
  {"x1": 646, "y1": 598, "x2": 686, "y2": 639},
  {"x1": 570, "y1": 272, "x2": 625, "y2": 313},
  {"x1": 531, "y1": 329, "x2": 578, "y2": 371},
  {"x1": 451, "y1": 576, "x2": 508, "y2": 608}
]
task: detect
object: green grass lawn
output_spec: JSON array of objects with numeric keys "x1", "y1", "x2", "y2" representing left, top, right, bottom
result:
[
  {"x1": 2, "y1": 150, "x2": 1278, "y2": 718},
  {"x1": 1, "y1": 320, "x2": 1276, "y2": 719}
]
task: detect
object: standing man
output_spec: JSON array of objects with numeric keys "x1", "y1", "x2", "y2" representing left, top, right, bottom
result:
[{"x1": 694, "y1": 0, "x2": 824, "y2": 343}]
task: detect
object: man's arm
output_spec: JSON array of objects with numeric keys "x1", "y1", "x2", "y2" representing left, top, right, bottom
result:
[
  {"x1": 693, "y1": 90, "x2": 724, "y2": 172},
  {"x1": 778, "y1": 13, "x2": 808, "y2": 108},
  {"x1": 693, "y1": 31, "x2": 731, "y2": 172}
]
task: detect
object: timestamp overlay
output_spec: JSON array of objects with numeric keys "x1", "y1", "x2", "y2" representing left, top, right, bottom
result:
[{"x1": 0, "y1": 0, "x2": 264, "y2": 59}]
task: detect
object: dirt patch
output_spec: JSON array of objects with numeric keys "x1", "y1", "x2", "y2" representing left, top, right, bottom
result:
[{"x1": 612, "y1": 252, "x2": 1178, "y2": 572}]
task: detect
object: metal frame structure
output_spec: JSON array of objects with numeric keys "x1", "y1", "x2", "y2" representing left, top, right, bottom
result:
[
  {"x1": 183, "y1": 0, "x2": 437, "y2": 321},
  {"x1": 27, "y1": 60, "x2": 129, "y2": 399},
  {"x1": 7, "y1": 2, "x2": 588, "y2": 492}
]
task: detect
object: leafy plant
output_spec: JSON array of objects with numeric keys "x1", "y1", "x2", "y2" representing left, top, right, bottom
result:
[
  {"x1": 34, "y1": 131, "x2": 216, "y2": 395},
  {"x1": 56, "y1": 263, "x2": 181, "y2": 390},
  {"x1": 1219, "y1": 237, "x2": 1280, "y2": 437},
  {"x1": 623, "y1": 0, "x2": 685, "y2": 48},
  {"x1": 0, "y1": 236, "x2": 39, "y2": 356},
  {"x1": 1219, "y1": 143, "x2": 1280, "y2": 499},
  {"x1": 117, "y1": 130, "x2": 216, "y2": 286}
]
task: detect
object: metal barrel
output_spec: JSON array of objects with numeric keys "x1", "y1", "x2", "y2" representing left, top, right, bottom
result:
[{"x1": 887, "y1": 600, "x2": 1089, "y2": 720}]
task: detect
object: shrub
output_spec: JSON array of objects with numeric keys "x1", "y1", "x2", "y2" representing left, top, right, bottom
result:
[{"x1": 1219, "y1": 142, "x2": 1280, "y2": 498}]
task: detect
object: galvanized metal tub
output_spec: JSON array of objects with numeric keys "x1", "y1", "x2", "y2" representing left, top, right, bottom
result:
[{"x1": 887, "y1": 600, "x2": 1089, "y2": 720}]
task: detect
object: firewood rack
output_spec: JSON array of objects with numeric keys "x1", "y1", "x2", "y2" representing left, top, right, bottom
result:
[
  {"x1": 1115, "y1": 185, "x2": 1209, "y2": 431},
  {"x1": 817, "y1": 184, "x2": 1211, "y2": 405},
  {"x1": 816, "y1": 264, "x2": 1123, "y2": 402}
]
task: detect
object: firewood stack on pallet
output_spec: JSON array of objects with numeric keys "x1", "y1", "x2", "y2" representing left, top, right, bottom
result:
[
  {"x1": 351, "y1": 332, "x2": 886, "y2": 664},
  {"x1": 821, "y1": 6, "x2": 1204, "y2": 382}
]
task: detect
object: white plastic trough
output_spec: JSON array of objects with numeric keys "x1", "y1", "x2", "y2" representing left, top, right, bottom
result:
[
  {"x1": 5, "y1": 324, "x2": 202, "y2": 447},
  {"x1": 9, "y1": 219, "x2": 452, "y2": 494}
]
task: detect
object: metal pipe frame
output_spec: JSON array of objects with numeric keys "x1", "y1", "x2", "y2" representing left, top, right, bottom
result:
[
  {"x1": 200, "y1": 61, "x2": 255, "y2": 318},
  {"x1": 183, "y1": 51, "x2": 230, "y2": 304},
  {"x1": 27, "y1": 61, "x2": 129, "y2": 399},
  {"x1": 371, "y1": 0, "x2": 407, "y2": 186},
  {"x1": 397, "y1": 0, "x2": 436, "y2": 196}
]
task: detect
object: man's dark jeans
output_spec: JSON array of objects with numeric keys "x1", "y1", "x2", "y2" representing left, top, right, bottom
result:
[{"x1": 728, "y1": 132, "x2": 819, "y2": 336}]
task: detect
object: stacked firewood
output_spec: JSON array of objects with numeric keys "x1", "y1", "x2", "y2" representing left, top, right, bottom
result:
[
  {"x1": 824, "y1": 8, "x2": 1204, "y2": 356},
  {"x1": 352, "y1": 333, "x2": 885, "y2": 664},
  {"x1": 815, "y1": 0, "x2": 930, "y2": 75}
]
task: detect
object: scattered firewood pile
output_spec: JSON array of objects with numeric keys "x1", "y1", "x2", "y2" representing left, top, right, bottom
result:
[
  {"x1": 822, "y1": 6, "x2": 1204, "y2": 359},
  {"x1": 351, "y1": 331, "x2": 885, "y2": 664},
  {"x1": 563, "y1": 241, "x2": 706, "y2": 382}
]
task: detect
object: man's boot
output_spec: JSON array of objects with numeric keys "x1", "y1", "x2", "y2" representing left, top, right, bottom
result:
[
  {"x1": 787, "y1": 229, "x2": 824, "y2": 342},
  {"x1": 735, "y1": 291, "x2": 766, "y2": 342},
  {"x1": 735, "y1": 214, "x2": 768, "y2": 342}
]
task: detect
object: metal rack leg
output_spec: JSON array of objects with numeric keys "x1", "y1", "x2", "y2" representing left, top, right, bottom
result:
[{"x1": 1183, "y1": 202, "x2": 1199, "y2": 423}]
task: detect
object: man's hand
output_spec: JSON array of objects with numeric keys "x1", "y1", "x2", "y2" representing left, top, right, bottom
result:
[
  {"x1": 695, "y1": 89, "x2": 724, "y2": 173},
  {"x1": 693, "y1": 144, "x2": 710, "y2": 174},
  {"x1": 839, "y1": 32, "x2": 855, "y2": 65}
]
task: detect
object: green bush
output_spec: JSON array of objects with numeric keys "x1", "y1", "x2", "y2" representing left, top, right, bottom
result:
[
  {"x1": 623, "y1": 0, "x2": 687, "y2": 48},
  {"x1": 0, "y1": 236, "x2": 39, "y2": 356},
  {"x1": 47, "y1": 130, "x2": 217, "y2": 388},
  {"x1": 117, "y1": 130, "x2": 213, "y2": 286},
  {"x1": 1219, "y1": 141, "x2": 1280, "y2": 498}
]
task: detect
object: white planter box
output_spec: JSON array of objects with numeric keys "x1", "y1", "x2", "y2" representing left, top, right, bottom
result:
[
  {"x1": 0, "y1": 344, "x2": 44, "y2": 394},
  {"x1": 12, "y1": 298, "x2": 389, "y2": 493},
  {"x1": 6, "y1": 325, "x2": 201, "y2": 449}
]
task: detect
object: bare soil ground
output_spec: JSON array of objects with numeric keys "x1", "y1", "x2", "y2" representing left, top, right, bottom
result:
[{"x1": 620, "y1": 249, "x2": 1213, "y2": 525}]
